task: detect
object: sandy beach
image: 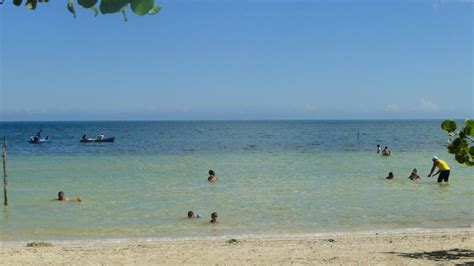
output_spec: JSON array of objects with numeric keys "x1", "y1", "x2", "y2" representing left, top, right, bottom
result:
[{"x1": 1, "y1": 229, "x2": 473, "y2": 265}]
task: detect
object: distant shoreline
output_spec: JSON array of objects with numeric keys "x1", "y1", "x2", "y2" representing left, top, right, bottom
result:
[{"x1": 0, "y1": 118, "x2": 461, "y2": 123}]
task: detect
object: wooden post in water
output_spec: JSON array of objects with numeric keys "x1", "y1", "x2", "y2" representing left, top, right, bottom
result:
[{"x1": 2, "y1": 136, "x2": 7, "y2": 206}]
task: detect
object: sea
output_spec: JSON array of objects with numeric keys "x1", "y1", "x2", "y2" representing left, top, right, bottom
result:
[{"x1": 0, "y1": 120, "x2": 472, "y2": 243}]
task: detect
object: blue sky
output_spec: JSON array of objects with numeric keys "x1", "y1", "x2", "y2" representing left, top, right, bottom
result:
[{"x1": 0, "y1": 0, "x2": 472, "y2": 120}]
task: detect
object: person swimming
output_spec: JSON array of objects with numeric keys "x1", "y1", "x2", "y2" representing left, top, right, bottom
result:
[
  {"x1": 208, "y1": 170, "x2": 217, "y2": 182},
  {"x1": 408, "y1": 168, "x2": 421, "y2": 180},
  {"x1": 382, "y1": 146, "x2": 391, "y2": 156},
  {"x1": 210, "y1": 212, "x2": 218, "y2": 223},
  {"x1": 187, "y1": 211, "x2": 202, "y2": 218},
  {"x1": 377, "y1": 144, "x2": 381, "y2": 154},
  {"x1": 386, "y1": 172, "x2": 394, "y2": 179},
  {"x1": 57, "y1": 191, "x2": 81, "y2": 202},
  {"x1": 58, "y1": 191, "x2": 68, "y2": 201}
]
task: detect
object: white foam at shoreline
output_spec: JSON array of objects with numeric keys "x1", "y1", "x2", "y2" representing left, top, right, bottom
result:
[{"x1": 2, "y1": 226, "x2": 472, "y2": 247}]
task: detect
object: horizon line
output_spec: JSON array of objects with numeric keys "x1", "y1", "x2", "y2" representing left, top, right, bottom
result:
[{"x1": 0, "y1": 118, "x2": 468, "y2": 123}]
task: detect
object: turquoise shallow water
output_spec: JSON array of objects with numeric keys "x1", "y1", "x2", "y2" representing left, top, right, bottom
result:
[{"x1": 0, "y1": 121, "x2": 473, "y2": 241}]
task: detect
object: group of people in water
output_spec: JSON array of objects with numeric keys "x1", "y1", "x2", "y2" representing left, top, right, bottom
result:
[
  {"x1": 55, "y1": 144, "x2": 452, "y2": 227},
  {"x1": 380, "y1": 144, "x2": 451, "y2": 183},
  {"x1": 56, "y1": 169, "x2": 221, "y2": 223},
  {"x1": 185, "y1": 170, "x2": 219, "y2": 223},
  {"x1": 377, "y1": 144, "x2": 391, "y2": 156},
  {"x1": 187, "y1": 211, "x2": 218, "y2": 223}
]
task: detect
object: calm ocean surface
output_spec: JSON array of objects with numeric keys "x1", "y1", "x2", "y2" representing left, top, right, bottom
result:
[{"x1": 0, "y1": 120, "x2": 472, "y2": 242}]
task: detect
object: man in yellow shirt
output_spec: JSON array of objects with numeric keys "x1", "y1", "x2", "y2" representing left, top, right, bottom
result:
[{"x1": 428, "y1": 156, "x2": 450, "y2": 183}]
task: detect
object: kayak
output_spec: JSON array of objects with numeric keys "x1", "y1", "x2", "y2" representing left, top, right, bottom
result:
[
  {"x1": 80, "y1": 137, "x2": 115, "y2": 143},
  {"x1": 29, "y1": 137, "x2": 49, "y2": 144}
]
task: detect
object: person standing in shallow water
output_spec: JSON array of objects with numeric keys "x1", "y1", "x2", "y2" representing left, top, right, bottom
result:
[
  {"x1": 208, "y1": 170, "x2": 217, "y2": 182},
  {"x1": 377, "y1": 145, "x2": 381, "y2": 154},
  {"x1": 428, "y1": 156, "x2": 450, "y2": 183},
  {"x1": 382, "y1": 146, "x2": 391, "y2": 156}
]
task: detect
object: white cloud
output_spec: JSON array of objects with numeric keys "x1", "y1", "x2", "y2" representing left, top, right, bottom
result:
[
  {"x1": 419, "y1": 98, "x2": 439, "y2": 112},
  {"x1": 384, "y1": 104, "x2": 399, "y2": 113}
]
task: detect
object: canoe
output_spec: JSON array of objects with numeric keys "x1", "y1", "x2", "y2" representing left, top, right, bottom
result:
[
  {"x1": 80, "y1": 137, "x2": 115, "y2": 143},
  {"x1": 28, "y1": 137, "x2": 49, "y2": 144}
]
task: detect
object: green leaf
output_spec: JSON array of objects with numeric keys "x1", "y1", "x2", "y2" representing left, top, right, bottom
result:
[
  {"x1": 466, "y1": 119, "x2": 474, "y2": 128},
  {"x1": 465, "y1": 158, "x2": 474, "y2": 166},
  {"x1": 465, "y1": 120, "x2": 474, "y2": 137},
  {"x1": 67, "y1": 0, "x2": 76, "y2": 18},
  {"x1": 25, "y1": 0, "x2": 37, "y2": 9},
  {"x1": 451, "y1": 138, "x2": 461, "y2": 151},
  {"x1": 461, "y1": 125, "x2": 472, "y2": 137},
  {"x1": 470, "y1": 146, "x2": 474, "y2": 156},
  {"x1": 441, "y1": 120, "x2": 457, "y2": 133},
  {"x1": 130, "y1": 0, "x2": 154, "y2": 16},
  {"x1": 455, "y1": 154, "x2": 466, "y2": 164},
  {"x1": 148, "y1": 2, "x2": 160, "y2": 15},
  {"x1": 78, "y1": 0, "x2": 97, "y2": 8},
  {"x1": 13, "y1": 0, "x2": 22, "y2": 6},
  {"x1": 460, "y1": 139, "x2": 469, "y2": 151},
  {"x1": 100, "y1": 0, "x2": 128, "y2": 14},
  {"x1": 447, "y1": 144, "x2": 456, "y2": 154},
  {"x1": 90, "y1": 5, "x2": 99, "y2": 17}
]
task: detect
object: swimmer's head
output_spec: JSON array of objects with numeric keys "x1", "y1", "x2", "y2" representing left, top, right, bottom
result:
[
  {"x1": 58, "y1": 191, "x2": 65, "y2": 200},
  {"x1": 432, "y1": 156, "x2": 438, "y2": 161},
  {"x1": 210, "y1": 212, "x2": 218, "y2": 223},
  {"x1": 209, "y1": 170, "x2": 215, "y2": 176},
  {"x1": 388, "y1": 172, "x2": 394, "y2": 177},
  {"x1": 412, "y1": 168, "x2": 417, "y2": 173},
  {"x1": 188, "y1": 211, "x2": 195, "y2": 218}
]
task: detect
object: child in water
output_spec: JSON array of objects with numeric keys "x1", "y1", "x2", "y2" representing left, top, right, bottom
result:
[
  {"x1": 210, "y1": 212, "x2": 218, "y2": 223},
  {"x1": 208, "y1": 170, "x2": 217, "y2": 182},
  {"x1": 386, "y1": 172, "x2": 394, "y2": 179},
  {"x1": 408, "y1": 168, "x2": 421, "y2": 180},
  {"x1": 187, "y1": 211, "x2": 202, "y2": 218}
]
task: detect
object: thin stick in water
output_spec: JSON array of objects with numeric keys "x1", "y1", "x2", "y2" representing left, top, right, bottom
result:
[{"x1": 3, "y1": 136, "x2": 8, "y2": 206}]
